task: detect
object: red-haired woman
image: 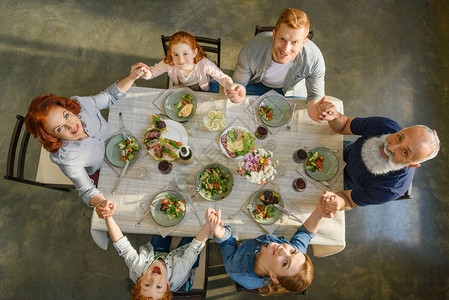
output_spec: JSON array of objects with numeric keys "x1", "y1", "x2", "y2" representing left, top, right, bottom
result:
[
  {"x1": 135, "y1": 31, "x2": 245, "y2": 103},
  {"x1": 25, "y1": 63, "x2": 145, "y2": 218}
]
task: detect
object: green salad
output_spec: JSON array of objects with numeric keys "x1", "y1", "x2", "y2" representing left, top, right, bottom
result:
[
  {"x1": 253, "y1": 202, "x2": 277, "y2": 221},
  {"x1": 160, "y1": 195, "x2": 186, "y2": 220},
  {"x1": 198, "y1": 167, "x2": 230, "y2": 199},
  {"x1": 225, "y1": 128, "x2": 255, "y2": 157}
]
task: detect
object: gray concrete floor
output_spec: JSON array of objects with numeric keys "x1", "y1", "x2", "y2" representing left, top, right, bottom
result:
[{"x1": 1, "y1": 1, "x2": 448, "y2": 299}]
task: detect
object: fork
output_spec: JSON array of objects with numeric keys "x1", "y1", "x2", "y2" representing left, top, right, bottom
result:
[{"x1": 286, "y1": 103, "x2": 297, "y2": 130}]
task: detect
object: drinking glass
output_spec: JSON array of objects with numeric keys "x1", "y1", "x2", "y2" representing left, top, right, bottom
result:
[
  {"x1": 265, "y1": 139, "x2": 277, "y2": 152},
  {"x1": 255, "y1": 125, "x2": 268, "y2": 140},
  {"x1": 292, "y1": 149, "x2": 307, "y2": 164},
  {"x1": 275, "y1": 166, "x2": 286, "y2": 178},
  {"x1": 188, "y1": 121, "x2": 200, "y2": 136},
  {"x1": 158, "y1": 160, "x2": 173, "y2": 174},
  {"x1": 292, "y1": 177, "x2": 307, "y2": 192},
  {"x1": 137, "y1": 167, "x2": 149, "y2": 180}
]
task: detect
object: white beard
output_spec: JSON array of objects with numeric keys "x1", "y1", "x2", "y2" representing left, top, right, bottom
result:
[{"x1": 361, "y1": 134, "x2": 409, "y2": 175}]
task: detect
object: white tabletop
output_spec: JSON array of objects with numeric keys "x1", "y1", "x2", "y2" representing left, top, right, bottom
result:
[{"x1": 91, "y1": 86, "x2": 345, "y2": 257}]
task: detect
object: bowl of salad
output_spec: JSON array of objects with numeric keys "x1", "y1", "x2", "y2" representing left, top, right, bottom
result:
[
  {"x1": 258, "y1": 95, "x2": 292, "y2": 127},
  {"x1": 164, "y1": 91, "x2": 197, "y2": 122},
  {"x1": 150, "y1": 190, "x2": 186, "y2": 227},
  {"x1": 196, "y1": 163, "x2": 234, "y2": 201},
  {"x1": 305, "y1": 147, "x2": 339, "y2": 181},
  {"x1": 219, "y1": 126, "x2": 255, "y2": 159},
  {"x1": 105, "y1": 133, "x2": 141, "y2": 168},
  {"x1": 249, "y1": 189, "x2": 284, "y2": 225}
]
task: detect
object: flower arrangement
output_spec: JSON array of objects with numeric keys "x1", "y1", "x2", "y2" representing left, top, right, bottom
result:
[{"x1": 237, "y1": 147, "x2": 276, "y2": 184}]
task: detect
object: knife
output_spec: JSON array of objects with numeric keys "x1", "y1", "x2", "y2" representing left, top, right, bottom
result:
[
  {"x1": 112, "y1": 160, "x2": 129, "y2": 194},
  {"x1": 273, "y1": 204, "x2": 304, "y2": 224}
]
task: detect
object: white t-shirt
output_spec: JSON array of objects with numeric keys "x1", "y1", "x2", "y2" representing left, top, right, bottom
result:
[
  {"x1": 177, "y1": 69, "x2": 200, "y2": 90},
  {"x1": 261, "y1": 60, "x2": 293, "y2": 88}
]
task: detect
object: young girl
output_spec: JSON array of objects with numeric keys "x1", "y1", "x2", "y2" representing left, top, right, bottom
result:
[
  {"x1": 206, "y1": 196, "x2": 331, "y2": 295},
  {"x1": 135, "y1": 31, "x2": 244, "y2": 101},
  {"x1": 104, "y1": 206, "x2": 211, "y2": 300}
]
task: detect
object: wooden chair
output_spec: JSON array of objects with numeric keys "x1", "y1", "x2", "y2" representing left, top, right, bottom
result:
[
  {"x1": 160, "y1": 34, "x2": 222, "y2": 88},
  {"x1": 254, "y1": 25, "x2": 314, "y2": 40},
  {"x1": 5, "y1": 115, "x2": 75, "y2": 191},
  {"x1": 234, "y1": 281, "x2": 308, "y2": 296},
  {"x1": 171, "y1": 239, "x2": 210, "y2": 299}
]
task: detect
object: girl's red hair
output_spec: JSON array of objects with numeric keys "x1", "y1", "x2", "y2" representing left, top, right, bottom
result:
[
  {"x1": 25, "y1": 94, "x2": 81, "y2": 153},
  {"x1": 163, "y1": 31, "x2": 206, "y2": 66}
]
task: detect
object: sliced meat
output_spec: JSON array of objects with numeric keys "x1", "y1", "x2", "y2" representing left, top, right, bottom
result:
[
  {"x1": 154, "y1": 145, "x2": 163, "y2": 159},
  {"x1": 221, "y1": 134, "x2": 236, "y2": 158},
  {"x1": 235, "y1": 129, "x2": 243, "y2": 141},
  {"x1": 145, "y1": 129, "x2": 161, "y2": 140}
]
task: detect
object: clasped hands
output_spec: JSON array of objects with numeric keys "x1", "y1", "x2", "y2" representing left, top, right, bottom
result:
[{"x1": 95, "y1": 199, "x2": 115, "y2": 220}]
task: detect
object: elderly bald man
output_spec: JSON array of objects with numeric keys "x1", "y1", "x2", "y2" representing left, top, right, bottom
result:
[{"x1": 315, "y1": 99, "x2": 440, "y2": 213}]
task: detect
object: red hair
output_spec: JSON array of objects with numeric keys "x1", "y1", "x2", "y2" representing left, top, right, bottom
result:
[
  {"x1": 131, "y1": 277, "x2": 172, "y2": 300},
  {"x1": 163, "y1": 31, "x2": 207, "y2": 66},
  {"x1": 25, "y1": 94, "x2": 81, "y2": 153}
]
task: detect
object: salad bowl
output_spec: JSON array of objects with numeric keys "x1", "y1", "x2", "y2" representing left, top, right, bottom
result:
[
  {"x1": 249, "y1": 189, "x2": 284, "y2": 225},
  {"x1": 305, "y1": 147, "x2": 339, "y2": 181},
  {"x1": 196, "y1": 163, "x2": 234, "y2": 201},
  {"x1": 150, "y1": 190, "x2": 186, "y2": 227}
]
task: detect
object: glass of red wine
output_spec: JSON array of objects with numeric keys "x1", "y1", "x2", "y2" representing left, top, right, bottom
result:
[
  {"x1": 158, "y1": 160, "x2": 173, "y2": 174},
  {"x1": 255, "y1": 125, "x2": 268, "y2": 140},
  {"x1": 292, "y1": 149, "x2": 307, "y2": 164},
  {"x1": 292, "y1": 177, "x2": 307, "y2": 192}
]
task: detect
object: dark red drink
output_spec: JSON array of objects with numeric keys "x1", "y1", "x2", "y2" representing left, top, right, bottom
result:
[
  {"x1": 292, "y1": 177, "x2": 306, "y2": 192},
  {"x1": 158, "y1": 160, "x2": 173, "y2": 174},
  {"x1": 292, "y1": 149, "x2": 307, "y2": 163},
  {"x1": 255, "y1": 125, "x2": 268, "y2": 140}
]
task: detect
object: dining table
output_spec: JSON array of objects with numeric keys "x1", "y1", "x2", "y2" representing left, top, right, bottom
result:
[{"x1": 90, "y1": 85, "x2": 346, "y2": 258}]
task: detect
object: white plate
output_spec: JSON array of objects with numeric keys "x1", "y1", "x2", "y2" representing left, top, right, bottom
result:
[
  {"x1": 146, "y1": 119, "x2": 189, "y2": 161},
  {"x1": 219, "y1": 126, "x2": 253, "y2": 159}
]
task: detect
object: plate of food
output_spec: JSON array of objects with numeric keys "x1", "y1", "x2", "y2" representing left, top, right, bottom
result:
[
  {"x1": 150, "y1": 190, "x2": 186, "y2": 227},
  {"x1": 305, "y1": 147, "x2": 339, "y2": 181},
  {"x1": 143, "y1": 116, "x2": 188, "y2": 161},
  {"x1": 258, "y1": 95, "x2": 292, "y2": 127},
  {"x1": 164, "y1": 91, "x2": 197, "y2": 122},
  {"x1": 219, "y1": 126, "x2": 255, "y2": 159},
  {"x1": 105, "y1": 134, "x2": 141, "y2": 167},
  {"x1": 196, "y1": 163, "x2": 234, "y2": 201},
  {"x1": 249, "y1": 189, "x2": 284, "y2": 225}
]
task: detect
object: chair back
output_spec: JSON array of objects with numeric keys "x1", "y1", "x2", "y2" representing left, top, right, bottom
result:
[
  {"x1": 161, "y1": 34, "x2": 221, "y2": 89},
  {"x1": 4, "y1": 115, "x2": 75, "y2": 191},
  {"x1": 254, "y1": 25, "x2": 314, "y2": 40},
  {"x1": 172, "y1": 239, "x2": 210, "y2": 299}
]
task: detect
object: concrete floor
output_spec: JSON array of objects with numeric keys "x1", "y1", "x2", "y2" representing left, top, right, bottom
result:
[{"x1": 1, "y1": 0, "x2": 448, "y2": 299}]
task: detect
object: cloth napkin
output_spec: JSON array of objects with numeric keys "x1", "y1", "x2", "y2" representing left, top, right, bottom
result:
[
  {"x1": 243, "y1": 181, "x2": 289, "y2": 234},
  {"x1": 246, "y1": 90, "x2": 294, "y2": 134},
  {"x1": 295, "y1": 155, "x2": 346, "y2": 191},
  {"x1": 139, "y1": 179, "x2": 196, "y2": 237},
  {"x1": 152, "y1": 86, "x2": 197, "y2": 114}
]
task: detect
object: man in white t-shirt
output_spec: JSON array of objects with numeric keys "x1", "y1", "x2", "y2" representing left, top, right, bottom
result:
[{"x1": 227, "y1": 8, "x2": 327, "y2": 122}]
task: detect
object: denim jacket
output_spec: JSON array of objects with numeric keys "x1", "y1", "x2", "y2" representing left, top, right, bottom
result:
[
  {"x1": 214, "y1": 225, "x2": 315, "y2": 290},
  {"x1": 232, "y1": 32, "x2": 325, "y2": 101}
]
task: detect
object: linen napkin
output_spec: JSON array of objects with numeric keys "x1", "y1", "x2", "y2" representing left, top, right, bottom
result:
[
  {"x1": 246, "y1": 90, "x2": 294, "y2": 134},
  {"x1": 152, "y1": 86, "x2": 196, "y2": 115},
  {"x1": 295, "y1": 155, "x2": 346, "y2": 191}
]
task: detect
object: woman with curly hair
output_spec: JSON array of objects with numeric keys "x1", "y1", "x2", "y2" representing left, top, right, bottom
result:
[{"x1": 24, "y1": 63, "x2": 145, "y2": 218}]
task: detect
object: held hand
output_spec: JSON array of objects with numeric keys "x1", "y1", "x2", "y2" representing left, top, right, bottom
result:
[
  {"x1": 317, "y1": 100, "x2": 338, "y2": 121},
  {"x1": 129, "y1": 62, "x2": 149, "y2": 80},
  {"x1": 320, "y1": 191, "x2": 344, "y2": 217},
  {"x1": 225, "y1": 85, "x2": 246, "y2": 103},
  {"x1": 95, "y1": 199, "x2": 115, "y2": 220},
  {"x1": 307, "y1": 97, "x2": 326, "y2": 122},
  {"x1": 205, "y1": 208, "x2": 223, "y2": 233}
]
